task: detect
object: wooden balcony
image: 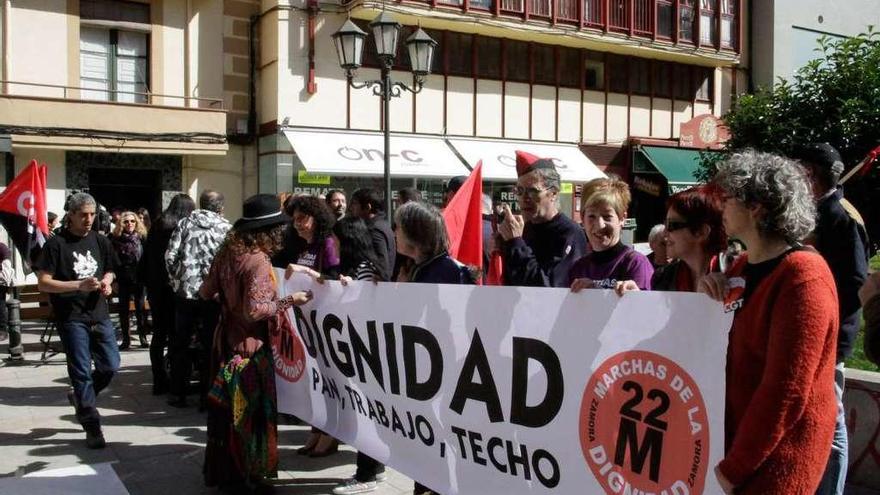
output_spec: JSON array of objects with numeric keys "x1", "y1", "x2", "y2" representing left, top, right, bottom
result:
[{"x1": 370, "y1": 0, "x2": 741, "y2": 54}]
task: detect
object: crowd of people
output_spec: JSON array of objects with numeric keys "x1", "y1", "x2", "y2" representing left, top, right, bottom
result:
[{"x1": 29, "y1": 141, "x2": 876, "y2": 495}]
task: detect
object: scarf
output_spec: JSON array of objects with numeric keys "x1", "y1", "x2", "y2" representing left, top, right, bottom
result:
[{"x1": 113, "y1": 231, "x2": 143, "y2": 266}]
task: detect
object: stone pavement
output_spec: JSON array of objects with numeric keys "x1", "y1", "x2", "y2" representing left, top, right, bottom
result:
[{"x1": 0, "y1": 321, "x2": 414, "y2": 495}]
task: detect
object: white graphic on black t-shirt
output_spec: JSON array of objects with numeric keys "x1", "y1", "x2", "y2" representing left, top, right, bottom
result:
[{"x1": 72, "y1": 251, "x2": 98, "y2": 279}]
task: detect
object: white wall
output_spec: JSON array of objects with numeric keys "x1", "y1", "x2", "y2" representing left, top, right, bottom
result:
[
  {"x1": 753, "y1": 0, "x2": 880, "y2": 87},
  {"x1": 8, "y1": 0, "x2": 69, "y2": 97}
]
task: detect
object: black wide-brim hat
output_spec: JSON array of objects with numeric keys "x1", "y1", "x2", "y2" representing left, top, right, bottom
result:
[{"x1": 234, "y1": 194, "x2": 290, "y2": 232}]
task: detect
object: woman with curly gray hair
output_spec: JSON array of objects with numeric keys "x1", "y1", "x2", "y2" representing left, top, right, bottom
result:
[{"x1": 699, "y1": 150, "x2": 839, "y2": 494}]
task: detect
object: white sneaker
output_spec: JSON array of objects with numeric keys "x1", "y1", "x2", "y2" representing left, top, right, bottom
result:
[{"x1": 332, "y1": 478, "x2": 377, "y2": 495}]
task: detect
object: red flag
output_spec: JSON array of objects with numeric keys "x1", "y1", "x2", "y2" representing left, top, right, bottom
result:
[
  {"x1": 858, "y1": 145, "x2": 880, "y2": 177},
  {"x1": 0, "y1": 159, "x2": 49, "y2": 266},
  {"x1": 443, "y1": 162, "x2": 483, "y2": 281},
  {"x1": 486, "y1": 251, "x2": 504, "y2": 285}
]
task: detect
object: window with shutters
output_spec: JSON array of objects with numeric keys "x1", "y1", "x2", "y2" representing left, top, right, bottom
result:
[
  {"x1": 80, "y1": 27, "x2": 149, "y2": 103},
  {"x1": 79, "y1": 0, "x2": 150, "y2": 103}
]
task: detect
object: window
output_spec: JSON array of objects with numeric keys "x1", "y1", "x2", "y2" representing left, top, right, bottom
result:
[
  {"x1": 81, "y1": 0, "x2": 149, "y2": 24},
  {"x1": 80, "y1": 26, "x2": 149, "y2": 103},
  {"x1": 533, "y1": 45, "x2": 556, "y2": 85},
  {"x1": 558, "y1": 47, "x2": 581, "y2": 88},
  {"x1": 584, "y1": 51, "x2": 604, "y2": 90},
  {"x1": 629, "y1": 58, "x2": 650, "y2": 95},
  {"x1": 446, "y1": 32, "x2": 473, "y2": 77},
  {"x1": 476, "y1": 36, "x2": 502, "y2": 79},
  {"x1": 679, "y1": 0, "x2": 695, "y2": 42},
  {"x1": 656, "y1": 0, "x2": 673, "y2": 38},
  {"x1": 607, "y1": 55, "x2": 628, "y2": 93},
  {"x1": 470, "y1": 0, "x2": 494, "y2": 9},
  {"x1": 694, "y1": 66, "x2": 713, "y2": 101},
  {"x1": 700, "y1": 0, "x2": 717, "y2": 45},
  {"x1": 673, "y1": 64, "x2": 693, "y2": 100},
  {"x1": 505, "y1": 40, "x2": 530, "y2": 83},
  {"x1": 652, "y1": 61, "x2": 671, "y2": 98},
  {"x1": 721, "y1": 0, "x2": 737, "y2": 48}
]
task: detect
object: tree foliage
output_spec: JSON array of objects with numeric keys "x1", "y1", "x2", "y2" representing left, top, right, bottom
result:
[
  {"x1": 698, "y1": 28, "x2": 880, "y2": 246},
  {"x1": 697, "y1": 27, "x2": 880, "y2": 183}
]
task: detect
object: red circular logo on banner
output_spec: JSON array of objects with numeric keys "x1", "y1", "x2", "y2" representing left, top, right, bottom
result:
[
  {"x1": 579, "y1": 351, "x2": 710, "y2": 494},
  {"x1": 271, "y1": 311, "x2": 306, "y2": 382}
]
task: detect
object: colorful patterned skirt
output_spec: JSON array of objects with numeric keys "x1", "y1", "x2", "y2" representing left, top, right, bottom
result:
[{"x1": 203, "y1": 345, "x2": 278, "y2": 487}]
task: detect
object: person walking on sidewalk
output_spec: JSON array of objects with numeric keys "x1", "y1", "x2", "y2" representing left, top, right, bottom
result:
[
  {"x1": 165, "y1": 190, "x2": 231, "y2": 408},
  {"x1": 111, "y1": 211, "x2": 148, "y2": 350},
  {"x1": 36, "y1": 192, "x2": 120, "y2": 449}
]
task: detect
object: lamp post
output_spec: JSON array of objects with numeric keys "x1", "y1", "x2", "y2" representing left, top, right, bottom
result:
[{"x1": 332, "y1": 13, "x2": 438, "y2": 216}]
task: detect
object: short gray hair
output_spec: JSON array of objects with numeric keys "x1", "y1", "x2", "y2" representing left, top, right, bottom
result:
[
  {"x1": 66, "y1": 192, "x2": 96, "y2": 213},
  {"x1": 648, "y1": 224, "x2": 666, "y2": 243},
  {"x1": 199, "y1": 189, "x2": 225, "y2": 213},
  {"x1": 394, "y1": 201, "x2": 448, "y2": 258},
  {"x1": 532, "y1": 167, "x2": 561, "y2": 193},
  {"x1": 713, "y1": 149, "x2": 816, "y2": 244}
]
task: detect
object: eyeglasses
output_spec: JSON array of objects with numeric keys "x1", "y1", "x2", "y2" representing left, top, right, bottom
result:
[
  {"x1": 665, "y1": 220, "x2": 690, "y2": 232},
  {"x1": 513, "y1": 186, "x2": 550, "y2": 199},
  {"x1": 122, "y1": 220, "x2": 136, "y2": 224}
]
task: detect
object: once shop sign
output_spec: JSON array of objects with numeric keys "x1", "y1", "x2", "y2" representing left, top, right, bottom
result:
[
  {"x1": 336, "y1": 146, "x2": 427, "y2": 167},
  {"x1": 284, "y1": 129, "x2": 470, "y2": 179}
]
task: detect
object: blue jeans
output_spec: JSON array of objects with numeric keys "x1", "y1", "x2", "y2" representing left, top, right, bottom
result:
[
  {"x1": 58, "y1": 319, "x2": 120, "y2": 429},
  {"x1": 815, "y1": 362, "x2": 848, "y2": 495}
]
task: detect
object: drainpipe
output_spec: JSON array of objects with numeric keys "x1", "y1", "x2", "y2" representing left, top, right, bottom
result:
[
  {"x1": 307, "y1": 0, "x2": 318, "y2": 94},
  {"x1": 2, "y1": 0, "x2": 10, "y2": 94}
]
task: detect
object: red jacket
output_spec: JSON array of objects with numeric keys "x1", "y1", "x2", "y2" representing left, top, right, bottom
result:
[{"x1": 719, "y1": 250, "x2": 838, "y2": 494}]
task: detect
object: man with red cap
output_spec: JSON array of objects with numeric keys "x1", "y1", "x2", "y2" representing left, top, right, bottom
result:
[{"x1": 497, "y1": 151, "x2": 587, "y2": 287}]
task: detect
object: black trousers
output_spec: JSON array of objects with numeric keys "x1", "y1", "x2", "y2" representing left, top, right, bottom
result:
[
  {"x1": 355, "y1": 452, "x2": 385, "y2": 482},
  {"x1": 118, "y1": 281, "x2": 146, "y2": 343},
  {"x1": 170, "y1": 297, "x2": 219, "y2": 398},
  {"x1": 147, "y1": 286, "x2": 176, "y2": 389}
]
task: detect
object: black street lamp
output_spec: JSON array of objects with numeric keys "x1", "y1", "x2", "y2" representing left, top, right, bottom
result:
[{"x1": 332, "y1": 13, "x2": 438, "y2": 216}]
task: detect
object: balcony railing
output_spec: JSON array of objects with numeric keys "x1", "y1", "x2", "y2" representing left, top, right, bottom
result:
[
  {"x1": 382, "y1": 0, "x2": 740, "y2": 53},
  {"x1": 0, "y1": 80, "x2": 224, "y2": 109}
]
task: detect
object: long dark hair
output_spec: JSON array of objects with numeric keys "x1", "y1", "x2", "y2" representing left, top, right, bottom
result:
[
  {"x1": 157, "y1": 194, "x2": 196, "y2": 231},
  {"x1": 286, "y1": 195, "x2": 335, "y2": 244},
  {"x1": 333, "y1": 217, "x2": 384, "y2": 280}
]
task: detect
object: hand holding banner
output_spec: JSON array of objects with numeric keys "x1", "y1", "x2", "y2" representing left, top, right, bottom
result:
[{"x1": 275, "y1": 273, "x2": 733, "y2": 494}]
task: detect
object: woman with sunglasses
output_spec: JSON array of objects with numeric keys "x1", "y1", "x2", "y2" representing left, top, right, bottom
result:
[
  {"x1": 651, "y1": 186, "x2": 727, "y2": 291},
  {"x1": 569, "y1": 177, "x2": 654, "y2": 294},
  {"x1": 111, "y1": 211, "x2": 148, "y2": 349}
]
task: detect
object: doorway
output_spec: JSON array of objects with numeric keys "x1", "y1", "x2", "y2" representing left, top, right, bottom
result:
[{"x1": 88, "y1": 168, "x2": 162, "y2": 219}]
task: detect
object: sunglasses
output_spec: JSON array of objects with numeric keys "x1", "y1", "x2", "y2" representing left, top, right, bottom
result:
[{"x1": 665, "y1": 220, "x2": 690, "y2": 232}]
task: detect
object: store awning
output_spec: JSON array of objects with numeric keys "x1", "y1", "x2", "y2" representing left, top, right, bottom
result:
[
  {"x1": 446, "y1": 137, "x2": 605, "y2": 182},
  {"x1": 282, "y1": 128, "x2": 470, "y2": 179},
  {"x1": 634, "y1": 145, "x2": 712, "y2": 193}
]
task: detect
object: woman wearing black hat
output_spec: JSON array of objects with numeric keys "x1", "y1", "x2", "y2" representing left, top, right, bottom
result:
[{"x1": 200, "y1": 194, "x2": 313, "y2": 494}]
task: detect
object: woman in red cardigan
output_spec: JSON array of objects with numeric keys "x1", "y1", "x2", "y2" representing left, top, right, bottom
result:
[{"x1": 699, "y1": 149, "x2": 839, "y2": 494}]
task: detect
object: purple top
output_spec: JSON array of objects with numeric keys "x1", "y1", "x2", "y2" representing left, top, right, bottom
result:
[
  {"x1": 568, "y1": 243, "x2": 654, "y2": 290},
  {"x1": 296, "y1": 236, "x2": 340, "y2": 272}
]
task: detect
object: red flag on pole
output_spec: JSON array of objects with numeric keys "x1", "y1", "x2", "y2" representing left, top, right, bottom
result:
[
  {"x1": 443, "y1": 161, "x2": 483, "y2": 282},
  {"x1": 0, "y1": 159, "x2": 49, "y2": 266}
]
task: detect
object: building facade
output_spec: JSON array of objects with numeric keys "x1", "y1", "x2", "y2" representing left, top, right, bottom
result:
[
  {"x1": 0, "y1": 0, "x2": 263, "y2": 220},
  {"x1": 256, "y1": 0, "x2": 748, "y2": 229},
  {"x1": 750, "y1": 0, "x2": 880, "y2": 89}
]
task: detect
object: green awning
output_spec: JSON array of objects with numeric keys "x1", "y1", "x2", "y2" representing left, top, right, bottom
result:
[{"x1": 633, "y1": 145, "x2": 714, "y2": 194}]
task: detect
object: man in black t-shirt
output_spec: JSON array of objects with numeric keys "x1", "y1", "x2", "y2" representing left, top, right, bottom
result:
[{"x1": 36, "y1": 192, "x2": 119, "y2": 449}]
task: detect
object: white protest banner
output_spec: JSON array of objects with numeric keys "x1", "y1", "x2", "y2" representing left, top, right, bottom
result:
[{"x1": 273, "y1": 273, "x2": 733, "y2": 495}]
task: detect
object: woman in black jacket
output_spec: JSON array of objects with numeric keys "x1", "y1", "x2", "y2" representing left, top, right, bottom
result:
[{"x1": 141, "y1": 194, "x2": 195, "y2": 394}]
